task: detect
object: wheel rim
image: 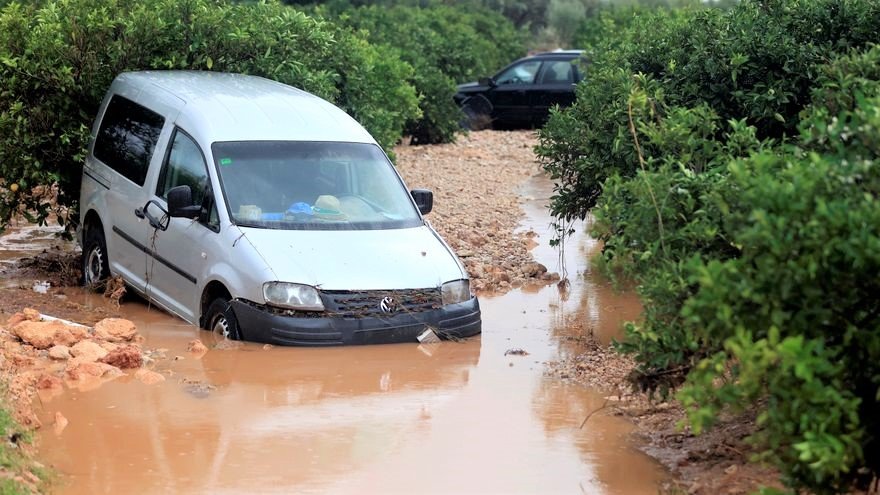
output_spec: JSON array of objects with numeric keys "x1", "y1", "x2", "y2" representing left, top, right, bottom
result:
[
  {"x1": 211, "y1": 313, "x2": 230, "y2": 339},
  {"x1": 85, "y1": 246, "x2": 104, "y2": 285}
]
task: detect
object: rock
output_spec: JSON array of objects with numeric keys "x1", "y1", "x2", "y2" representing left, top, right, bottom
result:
[
  {"x1": 11, "y1": 320, "x2": 89, "y2": 349},
  {"x1": 70, "y1": 340, "x2": 108, "y2": 363},
  {"x1": 93, "y1": 318, "x2": 138, "y2": 342},
  {"x1": 99, "y1": 342, "x2": 120, "y2": 352},
  {"x1": 23, "y1": 471, "x2": 39, "y2": 485},
  {"x1": 36, "y1": 374, "x2": 63, "y2": 391},
  {"x1": 187, "y1": 339, "x2": 208, "y2": 354},
  {"x1": 53, "y1": 412, "x2": 68, "y2": 435},
  {"x1": 6, "y1": 308, "x2": 41, "y2": 327},
  {"x1": 99, "y1": 345, "x2": 143, "y2": 369},
  {"x1": 504, "y1": 348, "x2": 530, "y2": 356},
  {"x1": 135, "y1": 369, "x2": 165, "y2": 385},
  {"x1": 65, "y1": 361, "x2": 120, "y2": 381},
  {"x1": 522, "y1": 262, "x2": 548, "y2": 278},
  {"x1": 11, "y1": 354, "x2": 34, "y2": 367},
  {"x1": 48, "y1": 345, "x2": 72, "y2": 360}
]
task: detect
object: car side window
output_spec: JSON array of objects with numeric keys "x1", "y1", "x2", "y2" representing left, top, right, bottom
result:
[
  {"x1": 156, "y1": 129, "x2": 219, "y2": 229},
  {"x1": 495, "y1": 60, "x2": 542, "y2": 85},
  {"x1": 538, "y1": 60, "x2": 575, "y2": 85},
  {"x1": 93, "y1": 95, "x2": 165, "y2": 186}
]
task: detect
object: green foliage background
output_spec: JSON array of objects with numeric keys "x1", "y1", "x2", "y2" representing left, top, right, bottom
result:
[
  {"x1": 538, "y1": 0, "x2": 880, "y2": 491},
  {"x1": 0, "y1": 0, "x2": 420, "y2": 231},
  {"x1": 317, "y1": 3, "x2": 525, "y2": 143}
]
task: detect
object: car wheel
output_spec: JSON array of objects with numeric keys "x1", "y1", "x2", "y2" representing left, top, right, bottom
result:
[
  {"x1": 204, "y1": 298, "x2": 242, "y2": 341},
  {"x1": 460, "y1": 96, "x2": 493, "y2": 131},
  {"x1": 82, "y1": 225, "x2": 110, "y2": 288}
]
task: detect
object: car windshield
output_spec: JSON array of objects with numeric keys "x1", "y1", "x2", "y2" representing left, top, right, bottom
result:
[{"x1": 212, "y1": 141, "x2": 422, "y2": 230}]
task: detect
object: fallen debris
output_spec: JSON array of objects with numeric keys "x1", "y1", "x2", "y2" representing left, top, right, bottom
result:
[
  {"x1": 35, "y1": 374, "x2": 63, "y2": 391},
  {"x1": 70, "y1": 340, "x2": 109, "y2": 364},
  {"x1": 135, "y1": 369, "x2": 166, "y2": 385},
  {"x1": 11, "y1": 318, "x2": 89, "y2": 349},
  {"x1": 187, "y1": 339, "x2": 208, "y2": 354},
  {"x1": 93, "y1": 318, "x2": 138, "y2": 342},
  {"x1": 103, "y1": 275, "x2": 126, "y2": 306},
  {"x1": 504, "y1": 348, "x2": 530, "y2": 356},
  {"x1": 65, "y1": 361, "x2": 121, "y2": 381},
  {"x1": 53, "y1": 412, "x2": 68, "y2": 435},
  {"x1": 99, "y1": 345, "x2": 143, "y2": 369},
  {"x1": 180, "y1": 378, "x2": 216, "y2": 399},
  {"x1": 48, "y1": 345, "x2": 71, "y2": 360}
]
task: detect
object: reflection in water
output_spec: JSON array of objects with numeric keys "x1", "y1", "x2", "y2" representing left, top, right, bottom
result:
[{"x1": 36, "y1": 177, "x2": 664, "y2": 494}]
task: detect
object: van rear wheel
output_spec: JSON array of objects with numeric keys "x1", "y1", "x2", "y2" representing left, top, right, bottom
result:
[
  {"x1": 204, "y1": 298, "x2": 242, "y2": 341},
  {"x1": 82, "y1": 226, "x2": 110, "y2": 288}
]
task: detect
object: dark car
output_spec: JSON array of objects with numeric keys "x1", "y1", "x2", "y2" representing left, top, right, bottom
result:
[{"x1": 454, "y1": 50, "x2": 586, "y2": 129}]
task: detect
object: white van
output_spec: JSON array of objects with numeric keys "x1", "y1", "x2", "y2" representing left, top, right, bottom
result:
[{"x1": 78, "y1": 71, "x2": 481, "y2": 345}]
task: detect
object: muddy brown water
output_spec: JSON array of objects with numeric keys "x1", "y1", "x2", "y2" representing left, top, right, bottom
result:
[{"x1": 29, "y1": 177, "x2": 664, "y2": 494}]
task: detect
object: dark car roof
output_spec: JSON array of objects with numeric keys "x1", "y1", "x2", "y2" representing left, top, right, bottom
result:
[
  {"x1": 507, "y1": 50, "x2": 586, "y2": 68},
  {"x1": 531, "y1": 49, "x2": 584, "y2": 57}
]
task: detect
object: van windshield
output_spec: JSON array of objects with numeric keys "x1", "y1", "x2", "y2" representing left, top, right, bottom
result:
[{"x1": 212, "y1": 141, "x2": 423, "y2": 230}]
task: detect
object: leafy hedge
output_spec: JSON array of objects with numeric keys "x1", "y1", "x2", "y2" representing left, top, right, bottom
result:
[
  {"x1": 0, "y1": 0, "x2": 419, "y2": 232},
  {"x1": 323, "y1": 4, "x2": 525, "y2": 144},
  {"x1": 537, "y1": 0, "x2": 880, "y2": 491}
]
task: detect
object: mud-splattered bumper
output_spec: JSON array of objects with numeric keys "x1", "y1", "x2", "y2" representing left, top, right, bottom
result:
[{"x1": 230, "y1": 297, "x2": 481, "y2": 346}]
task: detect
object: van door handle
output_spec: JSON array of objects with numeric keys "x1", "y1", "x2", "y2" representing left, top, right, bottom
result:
[{"x1": 134, "y1": 207, "x2": 145, "y2": 219}]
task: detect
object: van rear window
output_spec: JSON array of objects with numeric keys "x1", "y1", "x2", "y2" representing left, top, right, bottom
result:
[{"x1": 93, "y1": 95, "x2": 165, "y2": 186}]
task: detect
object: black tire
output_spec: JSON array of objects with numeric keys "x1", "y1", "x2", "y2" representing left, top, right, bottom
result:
[
  {"x1": 82, "y1": 225, "x2": 110, "y2": 288},
  {"x1": 203, "y1": 298, "x2": 242, "y2": 341},
  {"x1": 460, "y1": 103, "x2": 492, "y2": 131}
]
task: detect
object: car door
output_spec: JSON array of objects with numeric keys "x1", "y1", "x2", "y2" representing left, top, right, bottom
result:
[
  {"x1": 142, "y1": 128, "x2": 221, "y2": 323},
  {"x1": 488, "y1": 59, "x2": 542, "y2": 125},
  {"x1": 531, "y1": 59, "x2": 579, "y2": 124},
  {"x1": 90, "y1": 94, "x2": 170, "y2": 292}
]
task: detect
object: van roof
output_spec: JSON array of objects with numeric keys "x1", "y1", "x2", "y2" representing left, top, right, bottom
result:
[{"x1": 113, "y1": 71, "x2": 375, "y2": 145}]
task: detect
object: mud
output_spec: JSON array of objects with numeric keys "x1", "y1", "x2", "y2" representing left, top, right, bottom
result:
[{"x1": 27, "y1": 176, "x2": 668, "y2": 494}]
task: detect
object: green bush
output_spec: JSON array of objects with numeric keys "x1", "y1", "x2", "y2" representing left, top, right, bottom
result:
[
  {"x1": 538, "y1": 0, "x2": 880, "y2": 489},
  {"x1": 682, "y1": 46, "x2": 880, "y2": 491},
  {"x1": 538, "y1": 0, "x2": 880, "y2": 221},
  {"x1": 0, "y1": 0, "x2": 419, "y2": 232},
  {"x1": 325, "y1": 4, "x2": 525, "y2": 143}
]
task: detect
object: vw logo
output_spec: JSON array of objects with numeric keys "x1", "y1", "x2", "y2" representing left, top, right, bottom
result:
[{"x1": 379, "y1": 296, "x2": 395, "y2": 313}]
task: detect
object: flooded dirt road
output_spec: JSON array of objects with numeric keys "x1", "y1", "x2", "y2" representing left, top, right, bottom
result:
[{"x1": 33, "y1": 177, "x2": 665, "y2": 494}]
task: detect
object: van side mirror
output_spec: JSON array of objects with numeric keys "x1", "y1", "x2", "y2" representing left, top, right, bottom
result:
[
  {"x1": 167, "y1": 185, "x2": 200, "y2": 219},
  {"x1": 411, "y1": 189, "x2": 433, "y2": 215}
]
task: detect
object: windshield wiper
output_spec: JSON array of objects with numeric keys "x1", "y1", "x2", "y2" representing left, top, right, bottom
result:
[{"x1": 234, "y1": 220, "x2": 271, "y2": 229}]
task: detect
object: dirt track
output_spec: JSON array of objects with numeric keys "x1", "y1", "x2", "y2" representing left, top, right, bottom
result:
[{"x1": 396, "y1": 130, "x2": 559, "y2": 292}]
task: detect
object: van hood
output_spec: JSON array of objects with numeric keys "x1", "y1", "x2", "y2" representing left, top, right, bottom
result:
[{"x1": 238, "y1": 225, "x2": 466, "y2": 291}]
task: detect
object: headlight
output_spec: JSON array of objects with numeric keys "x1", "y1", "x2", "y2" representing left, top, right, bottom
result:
[
  {"x1": 263, "y1": 282, "x2": 324, "y2": 311},
  {"x1": 441, "y1": 279, "x2": 471, "y2": 306}
]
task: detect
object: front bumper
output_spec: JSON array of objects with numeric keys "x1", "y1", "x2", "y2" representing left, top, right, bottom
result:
[{"x1": 231, "y1": 297, "x2": 481, "y2": 346}]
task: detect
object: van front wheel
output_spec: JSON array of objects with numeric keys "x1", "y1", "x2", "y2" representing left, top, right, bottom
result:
[
  {"x1": 82, "y1": 227, "x2": 110, "y2": 288},
  {"x1": 204, "y1": 298, "x2": 242, "y2": 341}
]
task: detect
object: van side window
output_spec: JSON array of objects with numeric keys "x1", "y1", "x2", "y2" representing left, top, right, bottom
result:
[
  {"x1": 93, "y1": 95, "x2": 165, "y2": 186},
  {"x1": 157, "y1": 130, "x2": 207, "y2": 204},
  {"x1": 157, "y1": 129, "x2": 219, "y2": 229}
]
